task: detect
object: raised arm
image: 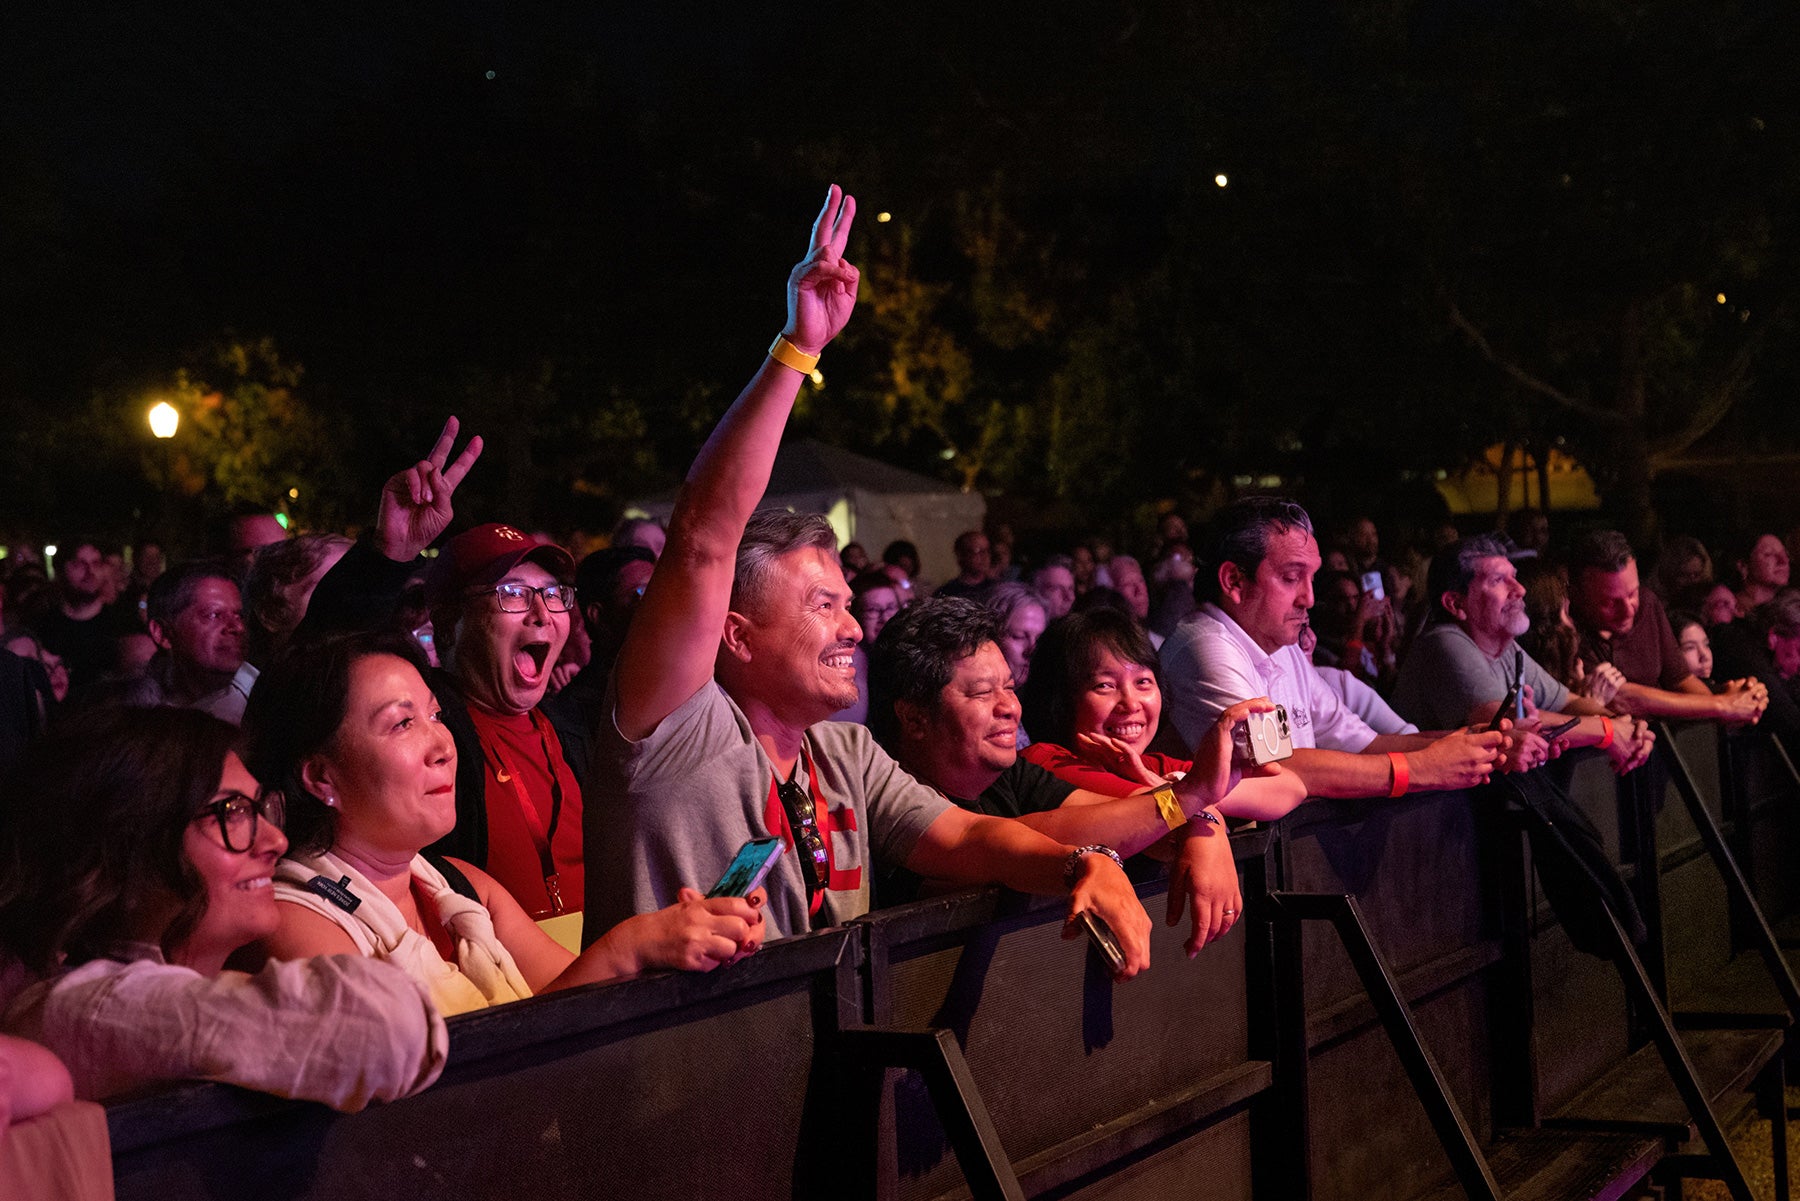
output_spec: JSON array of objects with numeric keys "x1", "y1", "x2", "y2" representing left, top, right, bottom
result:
[{"x1": 614, "y1": 186, "x2": 860, "y2": 740}]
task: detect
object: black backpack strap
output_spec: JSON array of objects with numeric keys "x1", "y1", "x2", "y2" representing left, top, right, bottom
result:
[{"x1": 424, "y1": 851, "x2": 482, "y2": 904}]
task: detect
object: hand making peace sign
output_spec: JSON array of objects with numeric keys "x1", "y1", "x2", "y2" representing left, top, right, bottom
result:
[
  {"x1": 375, "y1": 415, "x2": 485, "y2": 562},
  {"x1": 782, "y1": 184, "x2": 860, "y2": 356}
]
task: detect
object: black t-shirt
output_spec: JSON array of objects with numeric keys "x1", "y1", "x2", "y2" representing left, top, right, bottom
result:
[
  {"x1": 34, "y1": 606, "x2": 121, "y2": 691},
  {"x1": 873, "y1": 759, "x2": 1077, "y2": 908},
  {"x1": 964, "y1": 759, "x2": 1078, "y2": 818},
  {"x1": 933, "y1": 577, "x2": 995, "y2": 603}
]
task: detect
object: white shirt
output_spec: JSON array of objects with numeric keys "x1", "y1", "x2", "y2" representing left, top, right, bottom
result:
[{"x1": 1160, "y1": 603, "x2": 1380, "y2": 754}]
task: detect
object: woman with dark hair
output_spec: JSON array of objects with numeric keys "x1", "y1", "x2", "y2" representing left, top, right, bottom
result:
[
  {"x1": 1019, "y1": 610, "x2": 1306, "y2": 821},
  {"x1": 0, "y1": 706, "x2": 446, "y2": 1109},
  {"x1": 242, "y1": 631, "x2": 766, "y2": 1015}
]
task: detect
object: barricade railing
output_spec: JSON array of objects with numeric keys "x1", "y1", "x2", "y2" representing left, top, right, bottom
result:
[{"x1": 104, "y1": 733, "x2": 1800, "y2": 1201}]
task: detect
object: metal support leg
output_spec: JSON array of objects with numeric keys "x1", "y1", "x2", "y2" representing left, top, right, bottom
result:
[
  {"x1": 836, "y1": 1026, "x2": 1026, "y2": 1201},
  {"x1": 1656, "y1": 724, "x2": 1800, "y2": 1019},
  {"x1": 1527, "y1": 824, "x2": 1760, "y2": 1201},
  {"x1": 1267, "y1": 891, "x2": 1503, "y2": 1201}
]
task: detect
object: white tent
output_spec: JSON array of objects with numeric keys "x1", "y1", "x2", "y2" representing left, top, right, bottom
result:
[{"x1": 626, "y1": 439, "x2": 985, "y2": 587}]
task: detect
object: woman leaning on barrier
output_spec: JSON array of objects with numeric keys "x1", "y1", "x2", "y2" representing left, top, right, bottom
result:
[
  {"x1": 0, "y1": 706, "x2": 447, "y2": 1110},
  {"x1": 239, "y1": 630, "x2": 767, "y2": 1016},
  {"x1": 1018, "y1": 609, "x2": 1309, "y2": 953}
]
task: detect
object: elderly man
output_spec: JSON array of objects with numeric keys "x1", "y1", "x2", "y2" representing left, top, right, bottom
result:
[
  {"x1": 868, "y1": 597, "x2": 1292, "y2": 953},
  {"x1": 1159, "y1": 497, "x2": 1510, "y2": 797},
  {"x1": 1033, "y1": 556, "x2": 1078, "y2": 620},
  {"x1": 585, "y1": 187, "x2": 1154, "y2": 975},
  {"x1": 145, "y1": 559, "x2": 257, "y2": 723},
  {"x1": 1391, "y1": 536, "x2": 1654, "y2": 774},
  {"x1": 1568, "y1": 529, "x2": 1767, "y2": 726}
]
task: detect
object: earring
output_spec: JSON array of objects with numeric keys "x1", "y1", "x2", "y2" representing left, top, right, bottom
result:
[{"x1": 323, "y1": 794, "x2": 339, "y2": 809}]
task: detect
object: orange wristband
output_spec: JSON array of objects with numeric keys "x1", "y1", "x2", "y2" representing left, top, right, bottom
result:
[
  {"x1": 1387, "y1": 752, "x2": 1409, "y2": 798},
  {"x1": 1598, "y1": 716, "x2": 1615, "y2": 750}
]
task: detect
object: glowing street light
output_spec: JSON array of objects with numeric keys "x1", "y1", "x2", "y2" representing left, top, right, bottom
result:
[
  {"x1": 876, "y1": 211, "x2": 892, "y2": 223},
  {"x1": 148, "y1": 401, "x2": 180, "y2": 439},
  {"x1": 1716, "y1": 293, "x2": 1728, "y2": 305},
  {"x1": 1214, "y1": 174, "x2": 1229, "y2": 188}
]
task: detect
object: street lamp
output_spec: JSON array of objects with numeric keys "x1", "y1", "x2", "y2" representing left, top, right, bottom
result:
[{"x1": 148, "y1": 402, "x2": 179, "y2": 439}]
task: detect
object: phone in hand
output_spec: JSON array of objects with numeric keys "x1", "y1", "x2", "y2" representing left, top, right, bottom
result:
[
  {"x1": 1076, "y1": 909, "x2": 1127, "y2": 974},
  {"x1": 1360, "y1": 570, "x2": 1385, "y2": 601},
  {"x1": 1231, "y1": 705, "x2": 1294, "y2": 766},
  {"x1": 707, "y1": 837, "x2": 785, "y2": 899},
  {"x1": 1488, "y1": 682, "x2": 1524, "y2": 732}
]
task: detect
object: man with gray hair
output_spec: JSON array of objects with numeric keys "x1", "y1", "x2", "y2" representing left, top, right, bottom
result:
[
  {"x1": 1391, "y1": 536, "x2": 1654, "y2": 774},
  {"x1": 585, "y1": 188, "x2": 1153, "y2": 975},
  {"x1": 1159, "y1": 497, "x2": 1512, "y2": 799}
]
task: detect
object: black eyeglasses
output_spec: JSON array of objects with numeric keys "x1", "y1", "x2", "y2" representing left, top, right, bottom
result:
[
  {"x1": 193, "y1": 790, "x2": 285, "y2": 853},
  {"x1": 777, "y1": 779, "x2": 829, "y2": 899},
  {"x1": 470, "y1": 582, "x2": 577, "y2": 613}
]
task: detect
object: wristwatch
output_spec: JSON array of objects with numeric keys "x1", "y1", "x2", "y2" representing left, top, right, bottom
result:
[{"x1": 1063, "y1": 844, "x2": 1125, "y2": 890}]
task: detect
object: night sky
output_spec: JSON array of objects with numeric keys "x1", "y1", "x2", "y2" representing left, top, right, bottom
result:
[{"x1": 5, "y1": 3, "x2": 1798, "y2": 546}]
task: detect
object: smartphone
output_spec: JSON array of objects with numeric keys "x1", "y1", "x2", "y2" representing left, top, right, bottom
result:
[
  {"x1": 1077, "y1": 910, "x2": 1127, "y2": 974},
  {"x1": 1231, "y1": 705, "x2": 1295, "y2": 766},
  {"x1": 707, "y1": 837, "x2": 785, "y2": 899},
  {"x1": 1542, "y1": 716, "x2": 1581, "y2": 739},
  {"x1": 1487, "y1": 682, "x2": 1523, "y2": 732},
  {"x1": 1360, "y1": 570, "x2": 1385, "y2": 601}
]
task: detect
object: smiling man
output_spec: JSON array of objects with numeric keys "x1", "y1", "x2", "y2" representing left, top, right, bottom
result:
[
  {"x1": 866, "y1": 597, "x2": 1248, "y2": 953},
  {"x1": 1159, "y1": 497, "x2": 1510, "y2": 798},
  {"x1": 585, "y1": 188, "x2": 1156, "y2": 976}
]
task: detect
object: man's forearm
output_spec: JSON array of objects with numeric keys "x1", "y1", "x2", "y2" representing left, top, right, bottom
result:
[
  {"x1": 669, "y1": 360, "x2": 805, "y2": 559},
  {"x1": 1282, "y1": 747, "x2": 1401, "y2": 798},
  {"x1": 1616, "y1": 681, "x2": 1728, "y2": 720},
  {"x1": 1012, "y1": 794, "x2": 1184, "y2": 860},
  {"x1": 906, "y1": 808, "x2": 1070, "y2": 894}
]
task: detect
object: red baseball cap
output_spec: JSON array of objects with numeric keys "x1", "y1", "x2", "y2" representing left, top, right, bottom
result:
[{"x1": 425, "y1": 523, "x2": 575, "y2": 607}]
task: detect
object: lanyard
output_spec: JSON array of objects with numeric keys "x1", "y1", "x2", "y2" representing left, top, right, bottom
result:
[
  {"x1": 477, "y1": 708, "x2": 568, "y2": 916},
  {"x1": 767, "y1": 746, "x2": 838, "y2": 921}
]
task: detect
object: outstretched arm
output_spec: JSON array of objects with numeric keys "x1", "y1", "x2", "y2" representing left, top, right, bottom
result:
[{"x1": 614, "y1": 186, "x2": 860, "y2": 741}]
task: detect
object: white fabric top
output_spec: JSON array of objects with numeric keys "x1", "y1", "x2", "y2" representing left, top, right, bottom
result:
[
  {"x1": 1314, "y1": 665, "x2": 1419, "y2": 736},
  {"x1": 191, "y1": 661, "x2": 260, "y2": 726},
  {"x1": 3, "y1": 945, "x2": 446, "y2": 1111},
  {"x1": 275, "y1": 851, "x2": 531, "y2": 1017},
  {"x1": 1160, "y1": 603, "x2": 1380, "y2": 754}
]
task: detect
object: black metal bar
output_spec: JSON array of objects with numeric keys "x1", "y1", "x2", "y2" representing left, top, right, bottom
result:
[
  {"x1": 1759, "y1": 1056, "x2": 1789, "y2": 1201},
  {"x1": 836, "y1": 1027, "x2": 1027, "y2": 1201},
  {"x1": 1586, "y1": 878, "x2": 1757, "y2": 1201},
  {"x1": 1654, "y1": 722, "x2": 1800, "y2": 1019},
  {"x1": 1267, "y1": 891, "x2": 1503, "y2": 1201},
  {"x1": 1617, "y1": 764, "x2": 1670, "y2": 1003}
]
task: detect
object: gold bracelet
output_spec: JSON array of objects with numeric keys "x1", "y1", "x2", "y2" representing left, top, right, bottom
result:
[
  {"x1": 768, "y1": 335, "x2": 820, "y2": 374},
  {"x1": 1153, "y1": 785, "x2": 1185, "y2": 832}
]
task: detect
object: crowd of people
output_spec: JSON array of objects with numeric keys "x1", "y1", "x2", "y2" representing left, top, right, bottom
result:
[{"x1": 0, "y1": 186, "x2": 1791, "y2": 1160}]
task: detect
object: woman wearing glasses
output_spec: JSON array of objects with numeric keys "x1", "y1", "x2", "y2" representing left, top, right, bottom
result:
[
  {"x1": 241, "y1": 631, "x2": 765, "y2": 1016},
  {"x1": 0, "y1": 707, "x2": 447, "y2": 1108}
]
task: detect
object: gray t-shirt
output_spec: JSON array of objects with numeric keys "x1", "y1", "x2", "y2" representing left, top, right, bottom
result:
[
  {"x1": 584, "y1": 681, "x2": 953, "y2": 942},
  {"x1": 1390, "y1": 622, "x2": 1570, "y2": 732}
]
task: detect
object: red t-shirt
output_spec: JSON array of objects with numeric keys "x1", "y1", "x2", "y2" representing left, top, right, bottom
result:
[
  {"x1": 466, "y1": 706, "x2": 585, "y2": 918},
  {"x1": 1020, "y1": 742, "x2": 1193, "y2": 797}
]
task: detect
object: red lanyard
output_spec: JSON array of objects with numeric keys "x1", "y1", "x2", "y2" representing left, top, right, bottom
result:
[{"x1": 478, "y1": 708, "x2": 568, "y2": 916}]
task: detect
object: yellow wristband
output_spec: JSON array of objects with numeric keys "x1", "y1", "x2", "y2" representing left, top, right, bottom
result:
[
  {"x1": 1153, "y1": 785, "x2": 1185, "y2": 832},
  {"x1": 768, "y1": 335, "x2": 820, "y2": 374}
]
